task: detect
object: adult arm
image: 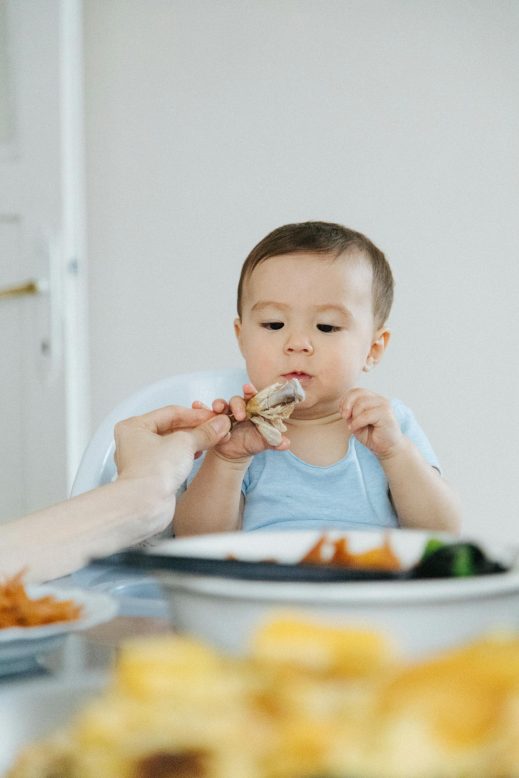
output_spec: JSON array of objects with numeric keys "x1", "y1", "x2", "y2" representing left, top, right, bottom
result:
[{"x1": 0, "y1": 407, "x2": 230, "y2": 582}]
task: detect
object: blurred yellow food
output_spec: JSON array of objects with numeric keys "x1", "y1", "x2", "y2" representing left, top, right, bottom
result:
[
  {"x1": 9, "y1": 618, "x2": 519, "y2": 778},
  {"x1": 251, "y1": 613, "x2": 396, "y2": 676}
]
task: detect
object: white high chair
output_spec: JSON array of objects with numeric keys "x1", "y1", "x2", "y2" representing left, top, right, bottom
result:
[{"x1": 71, "y1": 367, "x2": 248, "y2": 497}]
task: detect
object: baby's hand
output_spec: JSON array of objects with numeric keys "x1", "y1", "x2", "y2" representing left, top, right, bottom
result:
[
  {"x1": 340, "y1": 388, "x2": 403, "y2": 459},
  {"x1": 192, "y1": 383, "x2": 289, "y2": 461}
]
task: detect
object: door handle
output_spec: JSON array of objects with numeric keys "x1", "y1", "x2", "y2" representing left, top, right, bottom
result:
[{"x1": 0, "y1": 278, "x2": 48, "y2": 300}]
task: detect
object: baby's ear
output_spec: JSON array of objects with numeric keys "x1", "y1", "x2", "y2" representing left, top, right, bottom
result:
[
  {"x1": 363, "y1": 328, "x2": 390, "y2": 371},
  {"x1": 234, "y1": 317, "x2": 244, "y2": 352}
]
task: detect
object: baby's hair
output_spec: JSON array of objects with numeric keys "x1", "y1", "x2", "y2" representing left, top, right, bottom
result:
[{"x1": 237, "y1": 221, "x2": 394, "y2": 328}]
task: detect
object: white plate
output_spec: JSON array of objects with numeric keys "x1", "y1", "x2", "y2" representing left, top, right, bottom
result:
[
  {"x1": 161, "y1": 528, "x2": 450, "y2": 566},
  {"x1": 158, "y1": 528, "x2": 517, "y2": 599},
  {"x1": 0, "y1": 585, "x2": 118, "y2": 676}
]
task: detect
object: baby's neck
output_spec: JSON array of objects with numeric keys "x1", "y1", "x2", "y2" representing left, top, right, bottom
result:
[
  {"x1": 287, "y1": 410, "x2": 343, "y2": 427},
  {"x1": 286, "y1": 412, "x2": 350, "y2": 466}
]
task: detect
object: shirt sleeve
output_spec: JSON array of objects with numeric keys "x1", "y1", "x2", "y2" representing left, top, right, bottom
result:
[{"x1": 391, "y1": 398, "x2": 442, "y2": 473}]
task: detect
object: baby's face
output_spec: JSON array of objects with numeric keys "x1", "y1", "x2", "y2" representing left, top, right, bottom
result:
[{"x1": 235, "y1": 251, "x2": 385, "y2": 418}]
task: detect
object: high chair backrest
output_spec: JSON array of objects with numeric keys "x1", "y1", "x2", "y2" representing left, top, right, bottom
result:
[{"x1": 71, "y1": 368, "x2": 248, "y2": 497}]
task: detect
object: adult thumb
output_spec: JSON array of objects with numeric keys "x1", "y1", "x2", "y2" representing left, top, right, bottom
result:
[{"x1": 189, "y1": 414, "x2": 231, "y2": 453}]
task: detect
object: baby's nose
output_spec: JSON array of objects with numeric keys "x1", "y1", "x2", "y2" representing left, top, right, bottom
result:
[{"x1": 284, "y1": 332, "x2": 314, "y2": 354}]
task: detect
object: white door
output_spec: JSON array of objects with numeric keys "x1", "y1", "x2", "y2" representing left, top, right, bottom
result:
[{"x1": 0, "y1": 0, "x2": 89, "y2": 522}]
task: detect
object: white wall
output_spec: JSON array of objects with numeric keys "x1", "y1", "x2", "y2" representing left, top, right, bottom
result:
[{"x1": 84, "y1": 0, "x2": 519, "y2": 540}]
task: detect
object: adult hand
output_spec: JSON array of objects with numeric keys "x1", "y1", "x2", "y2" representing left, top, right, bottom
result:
[
  {"x1": 114, "y1": 405, "x2": 232, "y2": 499},
  {"x1": 0, "y1": 406, "x2": 231, "y2": 582}
]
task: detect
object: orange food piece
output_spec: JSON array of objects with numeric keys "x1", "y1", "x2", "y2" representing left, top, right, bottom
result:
[
  {"x1": 300, "y1": 534, "x2": 402, "y2": 571},
  {"x1": 0, "y1": 571, "x2": 82, "y2": 629},
  {"x1": 300, "y1": 534, "x2": 329, "y2": 564}
]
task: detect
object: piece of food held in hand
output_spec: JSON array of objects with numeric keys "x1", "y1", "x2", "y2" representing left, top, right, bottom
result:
[{"x1": 243, "y1": 378, "x2": 305, "y2": 445}]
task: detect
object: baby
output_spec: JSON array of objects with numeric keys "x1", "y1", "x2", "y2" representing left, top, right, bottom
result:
[{"x1": 174, "y1": 221, "x2": 461, "y2": 535}]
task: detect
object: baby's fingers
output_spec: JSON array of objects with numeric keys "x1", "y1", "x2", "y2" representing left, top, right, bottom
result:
[
  {"x1": 210, "y1": 398, "x2": 229, "y2": 414},
  {"x1": 229, "y1": 394, "x2": 248, "y2": 422},
  {"x1": 192, "y1": 398, "x2": 230, "y2": 415},
  {"x1": 242, "y1": 382, "x2": 257, "y2": 400},
  {"x1": 349, "y1": 398, "x2": 393, "y2": 434},
  {"x1": 342, "y1": 389, "x2": 382, "y2": 418},
  {"x1": 348, "y1": 405, "x2": 381, "y2": 433}
]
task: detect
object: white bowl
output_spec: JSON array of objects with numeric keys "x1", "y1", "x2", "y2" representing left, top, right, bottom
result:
[{"x1": 149, "y1": 529, "x2": 519, "y2": 658}]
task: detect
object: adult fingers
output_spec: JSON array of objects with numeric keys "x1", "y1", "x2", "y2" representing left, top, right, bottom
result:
[
  {"x1": 116, "y1": 405, "x2": 215, "y2": 437},
  {"x1": 187, "y1": 414, "x2": 232, "y2": 454},
  {"x1": 192, "y1": 400, "x2": 210, "y2": 410}
]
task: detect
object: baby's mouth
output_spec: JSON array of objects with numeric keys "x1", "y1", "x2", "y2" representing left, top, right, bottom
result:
[{"x1": 282, "y1": 371, "x2": 312, "y2": 383}]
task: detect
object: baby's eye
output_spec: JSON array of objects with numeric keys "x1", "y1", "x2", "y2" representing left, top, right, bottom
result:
[
  {"x1": 261, "y1": 321, "x2": 284, "y2": 331},
  {"x1": 317, "y1": 323, "x2": 341, "y2": 333}
]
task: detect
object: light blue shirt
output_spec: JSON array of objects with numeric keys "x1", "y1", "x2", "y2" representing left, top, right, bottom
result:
[{"x1": 184, "y1": 399, "x2": 440, "y2": 532}]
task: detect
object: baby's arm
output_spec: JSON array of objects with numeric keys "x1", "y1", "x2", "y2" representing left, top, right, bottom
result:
[
  {"x1": 173, "y1": 449, "x2": 250, "y2": 535},
  {"x1": 341, "y1": 389, "x2": 462, "y2": 533},
  {"x1": 173, "y1": 386, "x2": 289, "y2": 536},
  {"x1": 376, "y1": 439, "x2": 461, "y2": 532}
]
